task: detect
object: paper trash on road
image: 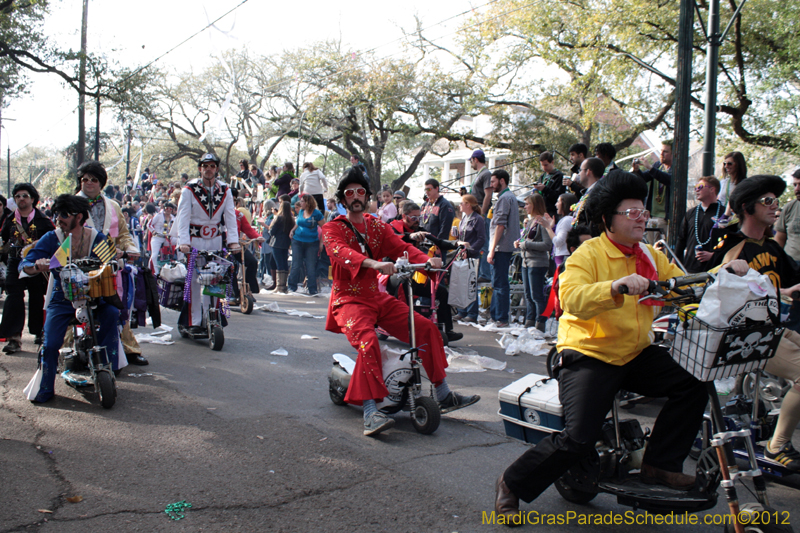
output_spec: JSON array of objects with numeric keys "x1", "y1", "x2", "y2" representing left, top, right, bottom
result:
[
  {"x1": 270, "y1": 348, "x2": 289, "y2": 356},
  {"x1": 300, "y1": 335, "x2": 319, "y2": 340},
  {"x1": 444, "y1": 347, "x2": 506, "y2": 373},
  {"x1": 134, "y1": 333, "x2": 174, "y2": 345}
]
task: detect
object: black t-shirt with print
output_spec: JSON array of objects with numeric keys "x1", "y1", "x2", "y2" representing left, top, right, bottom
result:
[{"x1": 711, "y1": 231, "x2": 800, "y2": 290}]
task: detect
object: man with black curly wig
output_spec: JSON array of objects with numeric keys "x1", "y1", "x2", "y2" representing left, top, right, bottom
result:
[{"x1": 494, "y1": 172, "x2": 708, "y2": 524}]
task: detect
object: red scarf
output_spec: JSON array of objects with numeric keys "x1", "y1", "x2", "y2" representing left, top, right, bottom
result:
[{"x1": 609, "y1": 239, "x2": 662, "y2": 306}]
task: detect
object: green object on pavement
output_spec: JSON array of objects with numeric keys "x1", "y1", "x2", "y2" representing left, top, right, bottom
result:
[{"x1": 165, "y1": 500, "x2": 192, "y2": 520}]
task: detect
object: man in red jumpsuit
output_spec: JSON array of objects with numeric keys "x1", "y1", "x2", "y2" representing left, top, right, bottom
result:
[{"x1": 322, "y1": 167, "x2": 480, "y2": 436}]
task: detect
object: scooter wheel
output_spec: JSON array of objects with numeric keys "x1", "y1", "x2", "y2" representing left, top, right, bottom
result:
[
  {"x1": 411, "y1": 396, "x2": 440, "y2": 435},
  {"x1": 178, "y1": 325, "x2": 189, "y2": 339},
  {"x1": 724, "y1": 503, "x2": 793, "y2": 532},
  {"x1": 97, "y1": 371, "x2": 116, "y2": 409},
  {"x1": 209, "y1": 326, "x2": 224, "y2": 351},
  {"x1": 554, "y1": 477, "x2": 597, "y2": 504},
  {"x1": 329, "y1": 384, "x2": 347, "y2": 406},
  {"x1": 241, "y1": 294, "x2": 255, "y2": 315},
  {"x1": 546, "y1": 346, "x2": 559, "y2": 379}
]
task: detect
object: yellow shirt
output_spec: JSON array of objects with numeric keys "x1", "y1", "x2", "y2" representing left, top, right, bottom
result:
[{"x1": 556, "y1": 233, "x2": 684, "y2": 365}]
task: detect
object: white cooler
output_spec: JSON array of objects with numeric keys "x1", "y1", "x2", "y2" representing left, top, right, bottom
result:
[{"x1": 498, "y1": 373, "x2": 564, "y2": 444}]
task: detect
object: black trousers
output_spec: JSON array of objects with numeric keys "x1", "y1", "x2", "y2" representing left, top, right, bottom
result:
[
  {"x1": 231, "y1": 248, "x2": 260, "y2": 297},
  {"x1": 410, "y1": 279, "x2": 453, "y2": 332},
  {"x1": 0, "y1": 257, "x2": 47, "y2": 338},
  {"x1": 503, "y1": 344, "x2": 708, "y2": 503}
]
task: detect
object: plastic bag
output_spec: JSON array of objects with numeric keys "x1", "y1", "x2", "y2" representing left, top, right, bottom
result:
[
  {"x1": 160, "y1": 262, "x2": 187, "y2": 283},
  {"x1": 448, "y1": 258, "x2": 477, "y2": 309},
  {"x1": 696, "y1": 268, "x2": 777, "y2": 327}
]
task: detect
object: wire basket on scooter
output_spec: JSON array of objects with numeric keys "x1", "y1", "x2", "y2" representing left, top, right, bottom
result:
[{"x1": 671, "y1": 313, "x2": 784, "y2": 382}]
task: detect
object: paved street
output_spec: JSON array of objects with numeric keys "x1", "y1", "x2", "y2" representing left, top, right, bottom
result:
[{"x1": 1, "y1": 290, "x2": 799, "y2": 532}]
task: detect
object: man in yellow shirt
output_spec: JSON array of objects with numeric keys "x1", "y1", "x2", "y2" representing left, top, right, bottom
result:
[{"x1": 494, "y1": 172, "x2": 708, "y2": 523}]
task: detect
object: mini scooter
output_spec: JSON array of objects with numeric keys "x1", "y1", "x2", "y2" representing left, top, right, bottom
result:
[
  {"x1": 234, "y1": 238, "x2": 256, "y2": 315},
  {"x1": 551, "y1": 272, "x2": 793, "y2": 532},
  {"x1": 177, "y1": 249, "x2": 231, "y2": 351},
  {"x1": 59, "y1": 258, "x2": 119, "y2": 409},
  {"x1": 329, "y1": 253, "x2": 443, "y2": 434}
]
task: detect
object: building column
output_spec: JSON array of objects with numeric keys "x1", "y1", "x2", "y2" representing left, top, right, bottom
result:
[
  {"x1": 442, "y1": 161, "x2": 451, "y2": 186},
  {"x1": 423, "y1": 164, "x2": 430, "y2": 181}
]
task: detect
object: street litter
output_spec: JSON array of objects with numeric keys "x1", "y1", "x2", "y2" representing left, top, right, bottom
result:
[
  {"x1": 128, "y1": 373, "x2": 153, "y2": 378},
  {"x1": 445, "y1": 347, "x2": 506, "y2": 372},
  {"x1": 715, "y1": 376, "x2": 737, "y2": 395},
  {"x1": 497, "y1": 332, "x2": 548, "y2": 356},
  {"x1": 300, "y1": 335, "x2": 319, "y2": 340},
  {"x1": 261, "y1": 301, "x2": 324, "y2": 319},
  {"x1": 165, "y1": 500, "x2": 192, "y2": 521},
  {"x1": 270, "y1": 348, "x2": 289, "y2": 356},
  {"x1": 134, "y1": 333, "x2": 174, "y2": 345}
]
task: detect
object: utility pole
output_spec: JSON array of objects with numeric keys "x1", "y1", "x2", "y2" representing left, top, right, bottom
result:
[
  {"x1": 94, "y1": 83, "x2": 101, "y2": 161},
  {"x1": 125, "y1": 125, "x2": 132, "y2": 178},
  {"x1": 669, "y1": 0, "x2": 695, "y2": 249},
  {"x1": 701, "y1": 0, "x2": 721, "y2": 176},
  {"x1": 701, "y1": 0, "x2": 749, "y2": 176},
  {"x1": 77, "y1": 0, "x2": 89, "y2": 166}
]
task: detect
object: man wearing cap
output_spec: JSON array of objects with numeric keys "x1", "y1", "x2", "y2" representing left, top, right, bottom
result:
[
  {"x1": 77, "y1": 161, "x2": 146, "y2": 366},
  {"x1": 148, "y1": 202, "x2": 176, "y2": 275},
  {"x1": 174, "y1": 154, "x2": 241, "y2": 333},
  {"x1": 322, "y1": 167, "x2": 479, "y2": 437},
  {"x1": 0, "y1": 183, "x2": 55, "y2": 353},
  {"x1": 711, "y1": 174, "x2": 800, "y2": 473}
]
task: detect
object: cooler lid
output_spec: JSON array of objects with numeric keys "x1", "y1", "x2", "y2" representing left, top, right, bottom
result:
[{"x1": 498, "y1": 373, "x2": 562, "y2": 414}]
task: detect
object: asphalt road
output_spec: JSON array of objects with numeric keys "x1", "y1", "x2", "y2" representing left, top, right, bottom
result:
[{"x1": 1, "y1": 289, "x2": 799, "y2": 532}]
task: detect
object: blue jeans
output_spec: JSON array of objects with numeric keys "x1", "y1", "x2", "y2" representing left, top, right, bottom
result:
[
  {"x1": 490, "y1": 251, "x2": 512, "y2": 323},
  {"x1": 288, "y1": 239, "x2": 319, "y2": 294},
  {"x1": 272, "y1": 247, "x2": 289, "y2": 271},
  {"x1": 34, "y1": 293, "x2": 120, "y2": 402},
  {"x1": 478, "y1": 216, "x2": 492, "y2": 281},
  {"x1": 522, "y1": 265, "x2": 548, "y2": 323}
]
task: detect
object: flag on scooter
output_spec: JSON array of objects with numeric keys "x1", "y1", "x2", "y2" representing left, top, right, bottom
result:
[
  {"x1": 93, "y1": 236, "x2": 117, "y2": 263},
  {"x1": 49, "y1": 235, "x2": 71, "y2": 269}
]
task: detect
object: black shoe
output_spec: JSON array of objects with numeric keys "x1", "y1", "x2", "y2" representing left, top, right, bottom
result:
[
  {"x1": 34, "y1": 334, "x2": 44, "y2": 345},
  {"x1": 765, "y1": 442, "x2": 800, "y2": 473},
  {"x1": 439, "y1": 391, "x2": 480, "y2": 414},
  {"x1": 127, "y1": 354, "x2": 149, "y2": 366},
  {"x1": 3, "y1": 340, "x2": 21, "y2": 354},
  {"x1": 188, "y1": 326, "x2": 206, "y2": 335},
  {"x1": 445, "y1": 331, "x2": 463, "y2": 342}
]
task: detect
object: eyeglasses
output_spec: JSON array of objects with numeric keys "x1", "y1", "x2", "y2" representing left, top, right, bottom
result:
[
  {"x1": 694, "y1": 184, "x2": 708, "y2": 191},
  {"x1": 80, "y1": 176, "x2": 100, "y2": 183},
  {"x1": 393, "y1": 196, "x2": 402, "y2": 200},
  {"x1": 56, "y1": 211, "x2": 75, "y2": 219},
  {"x1": 758, "y1": 196, "x2": 779, "y2": 207},
  {"x1": 14, "y1": 193, "x2": 31, "y2": 199},
  {"x1": 406, "y1": 215, "x2": 420, "y2": 222},
  {"x1": 200, "y1": 163, "x2": 218, "y2": 169},
  {"x1": 343, "y1": 187, "x2": 366, "y2": 198},
  {"x1": 614, "y1": 208, "x2": 651, "y2": 221},
  {"x1": 723, "y1": 162, "x2": 735, "y2": 167},
  {"x1": 424, "y1": 187, "x2": 434, "y2": 192}
]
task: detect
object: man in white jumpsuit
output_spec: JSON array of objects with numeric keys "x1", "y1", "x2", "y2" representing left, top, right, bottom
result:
[
  {"x1": 148, "y1": 202, "x2": 176, "y2": 275},
  {"x1": 175, "y1": 153, "x2": 240, "y2": 331}
]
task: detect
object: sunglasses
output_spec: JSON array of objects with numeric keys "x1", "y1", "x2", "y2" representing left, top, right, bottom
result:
[
  {"x1": 14, "y1": 193, "x2": 31, "y2": 199},
  {"x1": 758, "y1": 196, "x2": 779, "y2": 207},
  {"x1": 200, "y1": 163, "x2": 218, "y2": 169},
  {"x1": 56, "y1": 211, "x2": 76, "y2": 219},
  {"x1": 614, "y1": 208, "x2": 651, "y2": 221},
  {"x1": 343, "y1": 187, "x2": 366, "y2": 198},
  {"x1": 694, "y1": 184, "x2": 708, "y2": 191},
  {"x1": 723, "y1": 162, "x2": 735, "y2": 167},
  {"x1": 406, "y1": 215, "x2": 420, "y2": 222},
  {"x1": 393, "y1": 196, "x2": 402, "y2": 200},
  {"x1": 80, "y1": 176, "x2": 100, "y2": 183}
]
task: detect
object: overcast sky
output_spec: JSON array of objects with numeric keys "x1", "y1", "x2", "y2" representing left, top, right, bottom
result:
[{"x1": 3, "y1": 0, "x2": 475, "y2": 157}]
